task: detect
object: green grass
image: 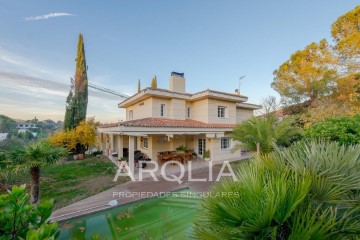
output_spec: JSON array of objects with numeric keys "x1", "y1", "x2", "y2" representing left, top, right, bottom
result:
[{"x1": 2, "y1": 156, "x2": 129, "y2": 209}]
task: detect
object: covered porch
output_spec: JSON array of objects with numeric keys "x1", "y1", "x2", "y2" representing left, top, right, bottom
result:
[
  {"x1": 97, "y1": 119, "x2": 242, "y2": 174},
  {"x1": 99, "y1": 132, "x2": 241, "y2": 169}
]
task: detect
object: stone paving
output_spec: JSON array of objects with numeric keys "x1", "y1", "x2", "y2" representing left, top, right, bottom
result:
[{"x1": 51, "y1": 153, "x2": 251, "y2": 222}]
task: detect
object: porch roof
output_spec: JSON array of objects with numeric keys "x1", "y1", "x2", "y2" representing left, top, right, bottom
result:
[{"x1": 98, "y1": 117, "x2": 236, "y2": 129}]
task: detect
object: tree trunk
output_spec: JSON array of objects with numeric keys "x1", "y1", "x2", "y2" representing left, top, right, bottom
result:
[{"x1": 30, "y1": 167, "x2": 40, "y2": 204}]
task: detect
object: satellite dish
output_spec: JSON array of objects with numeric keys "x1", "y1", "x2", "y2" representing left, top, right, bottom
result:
[{"x1": 108, "y1": 200, "x2": 118, "y2": 207}]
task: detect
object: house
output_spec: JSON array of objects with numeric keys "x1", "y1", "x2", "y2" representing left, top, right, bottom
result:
[
  {"x1": 97, "y1": 72, "x2": 261, "y2": 169},
  {"x1": 0, "y1": 133, "x2": 8, "y2": 142},
  {"x1": 16, "y1": 121, "x2": 38, "y2": 137}
]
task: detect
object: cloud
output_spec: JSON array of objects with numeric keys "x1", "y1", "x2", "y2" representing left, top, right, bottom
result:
[
  {"x1": 0, "y1": 71, "x2": 121, "y2": 100},
  {"x1": 25, "y1": 12, "x2": 75, "y2": 21},
  {"x1": 0, "y1": 46, "x2": 126, "y2": 122},
  {"x1": 0, "y1": 71, "x2": 124, "y2": 122},
  {"x1": 0, "y1": 46, "x2": 71, "y2": 81}
]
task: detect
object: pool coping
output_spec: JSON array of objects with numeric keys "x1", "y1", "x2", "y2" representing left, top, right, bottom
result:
[{"x1": 51, "y1": 186, "x2": 194, "y2": 222}]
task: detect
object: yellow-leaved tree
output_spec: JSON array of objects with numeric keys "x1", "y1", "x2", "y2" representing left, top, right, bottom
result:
[
  {"x1": 273, "y1": 6, "x2": 360, "y2": 126},
  {"x1": 331, "y1": 6, "x2": 360, "y2": 69},
  {"x1": 272, "y1": 39, "x2": 338, "y2": 105},
  {"x1": 50, "y1": 119, "x2": 96, "y2": 154}
]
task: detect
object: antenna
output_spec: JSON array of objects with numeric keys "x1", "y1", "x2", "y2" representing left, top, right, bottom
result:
[{"x1": 239, "y1": 75, "x2": 246, "y2": 92}]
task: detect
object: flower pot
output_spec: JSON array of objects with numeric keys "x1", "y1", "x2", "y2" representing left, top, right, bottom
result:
[
  {"x1": 78, "y1": 154, "x2": 84, "y2": 160},
  {"x1": 73, "y1": 154, "x2": 79, "y2": 160}
]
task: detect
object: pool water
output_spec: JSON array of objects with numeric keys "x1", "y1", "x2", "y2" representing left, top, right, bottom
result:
[{"x1": 57, "y1": 189, "x2": 201, "y2": 240}]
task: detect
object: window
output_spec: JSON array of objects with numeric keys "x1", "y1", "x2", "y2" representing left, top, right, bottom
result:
[
  {"x1": 221, "y1": 137, "x2": 231, "y2": 150},
  {"x1": 142, "y1": 138, "x2": 148, "y2": 149},
  {"x1": 187, "y1": 107, "x2": 191, "y2": 118},
  {"x1": 218, "y1": 106, "x2": 226, "y2": 118},
  {"x1": 160, "y1": 104, "x2": 166, "y2": 117},
  {"x1": 129, "y1": 110, "x2": 133, "y2": 120}
]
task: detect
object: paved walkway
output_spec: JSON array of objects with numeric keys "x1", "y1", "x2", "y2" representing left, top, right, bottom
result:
[{"x1": 51, "y1": 154, "x2": 251, "y2": 222}]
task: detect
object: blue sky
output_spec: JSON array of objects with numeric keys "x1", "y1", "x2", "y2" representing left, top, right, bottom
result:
[{"x1": 0, "y1": 1, "x2": 358, "y2": 122}]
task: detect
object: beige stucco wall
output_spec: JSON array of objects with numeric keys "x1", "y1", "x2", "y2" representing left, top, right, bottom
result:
[
  {"x1": 169, "y1": 99, "x2": 186, "y2": 120},
  {"x1": 169, "y1": 75, "x2": 186, "y2": 93},
  {"x1": 208, "y1": 99, "x2": 237, "y2": 124},
  {"x1": 125, "y1": 95, "x2": 254, "y2": 125},
  {"x1": 209, "y1": 134, "x2": 241, "y2": 161},
  {"x1": 190, "y1": 98, "x2": 237, "y2": 124},
  {"x1": 236, "y1": 108, "x2": 254, "y2": 123},
  {"x1": 185, "y1": 135, "x2": 195, "y2": 150},
  {"x1": 150, "y1": 97, "x2": 171, "y2": 118},
  {"x1": 150, "y1": 135, "x2": 170, "y2": 162},
  {"x1": 191, "y1": 99, "x2": 209, "y2": 122},
  {"x1": 193, "y1": 134, "x2": 241, "y2": 161},
  {"x1": 139, "y1": 135, "x2": 192, "y2": 162},
  {"x1": 126, "y1": 97, "x2": 153, "y2": 120}
]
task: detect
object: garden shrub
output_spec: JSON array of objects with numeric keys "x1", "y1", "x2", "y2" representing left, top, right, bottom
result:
[
  {"x1": 194, "y1": 141, "x2": 360, "y2": 239},
  {"x1": 0, "y1": 185, "x2": 59, "y2": 239},
  {"x1": 303, "y1": 115, "x2": 360, "y2": 145}
]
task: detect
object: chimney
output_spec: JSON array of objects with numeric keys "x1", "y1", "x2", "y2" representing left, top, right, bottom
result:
[
  {"x1": 235, "y1": 89, "x2": 240, "y2": 95},
  {"x1": 169, "y1": 72, "x2": 185, "y2": 93}
]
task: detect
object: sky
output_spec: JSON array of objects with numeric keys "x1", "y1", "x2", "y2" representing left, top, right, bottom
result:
[{"x1": 0, "y1": 1, "x2": 358, "y2": 123}]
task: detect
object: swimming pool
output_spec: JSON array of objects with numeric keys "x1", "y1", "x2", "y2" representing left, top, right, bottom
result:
[{"x1": 57, "y1": 189, "x2": 201, "y2": 239}]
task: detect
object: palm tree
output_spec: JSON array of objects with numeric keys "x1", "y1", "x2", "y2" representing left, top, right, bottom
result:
[
  {"x1": 193, "y1": 140, "x2": 360, "y2": 239},
  {"x1": 0, "y1": 141, "x2": 67, "y2": 204},
  {"x1": 231, "y1": 116, "x2": 300, "y2": 154}
]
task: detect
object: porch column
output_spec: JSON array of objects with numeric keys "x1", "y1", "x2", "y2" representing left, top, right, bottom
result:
[
  {"x1": 128, "y1": 136, "x2": 135, "y2": 174},
  {"x1": 111, "y1": 134, "x2": 115, "y2": 154},
  {"x1": 210, "y1": 137, "x2": 215, "y2": 161},
  {"x1": 105, "y1": 134, "x2": 110, "y2": 156},
  {"x1": 117, "y1": 135, "x2": 124, "y2": 160},
  {"x1": 206, "y1": 133, "x2": 215, "y2": 161},
  {"x1": 99, "y1": 133, "x2": 105, "y2": 152}
]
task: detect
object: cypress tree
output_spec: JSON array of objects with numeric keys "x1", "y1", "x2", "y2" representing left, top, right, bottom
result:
[
  {"x1": 138, "y1": 79, "x2": 141, "y2": 93},
  {"x1": 151, "y1": 75, "x2": 157, "y2": 89},
  {"x1": 64, "y1": 34, "x2": 88, "y2": 131}
]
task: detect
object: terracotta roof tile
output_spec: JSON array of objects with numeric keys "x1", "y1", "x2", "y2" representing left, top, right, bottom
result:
[{"x1": 99, "y1": 118, "x2": 236, "y2": 129}]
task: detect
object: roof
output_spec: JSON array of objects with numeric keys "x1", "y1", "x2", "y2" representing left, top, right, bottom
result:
[
  {"x1": 236, "y1": 102, "x2": 262, "y2": 110},
  {"x1": 98, "y1": 118, "x2": 236, "y2": 129},
  {"x1": 16, "y1": 122, "x2": 37, "y2": 126},
  {"x1": 119, "y1": 87, "x2": 249, "y2": 108}
]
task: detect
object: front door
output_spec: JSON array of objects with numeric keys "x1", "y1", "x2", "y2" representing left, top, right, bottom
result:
[{"x1": 198, "y1": 139, "x2": 206, "y2": 157}]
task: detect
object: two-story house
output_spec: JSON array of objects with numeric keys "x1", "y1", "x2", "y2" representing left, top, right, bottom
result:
[{"x1": 98, "y1": 72, "x2": 261, "y2": 169}]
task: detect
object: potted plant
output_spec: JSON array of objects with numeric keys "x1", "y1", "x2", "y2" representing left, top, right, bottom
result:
[
  {"x1": 176, "y1": 145, "x2": 187, "y2": 153},
  {"x1": 204, "y1": 150, "x2": 211, "y2": 161}
]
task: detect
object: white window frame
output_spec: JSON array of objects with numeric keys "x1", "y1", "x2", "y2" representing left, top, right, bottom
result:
[
  {"x1": 142, "y1": 138, "x2": 148, "y2": 149},
  {"x1": 218, "y1": 106, "x2": 226, "y2": 118},
  {"x1": 160, "y1": 104, "x2": 166, "y2": 117},
  {"x1": 221, "y1": 137, "x2": 231, "y2": 150}
]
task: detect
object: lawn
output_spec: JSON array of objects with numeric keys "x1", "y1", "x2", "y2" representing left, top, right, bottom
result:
[{"x1": 1, "y1": 156, "x2": 129, "y2": 209}]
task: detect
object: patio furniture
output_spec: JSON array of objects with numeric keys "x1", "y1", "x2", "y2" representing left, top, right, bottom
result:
[
  {"x1": 157, "y1": 151, "x2": 192, "y2": 165},
  {"x1": 157, "y1": 154, "x2": 166, "y2": 165}
]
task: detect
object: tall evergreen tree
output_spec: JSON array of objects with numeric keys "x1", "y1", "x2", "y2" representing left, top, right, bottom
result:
[
  {"x1": 64, "y1": 34, "x2": 88, "y2": 131},
  {"x1": 138, "y1": 79, "x2": 141, "y2": 93},
  {"x1": 151, "y1": 75, "x2": 157, "y2": 89}
]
